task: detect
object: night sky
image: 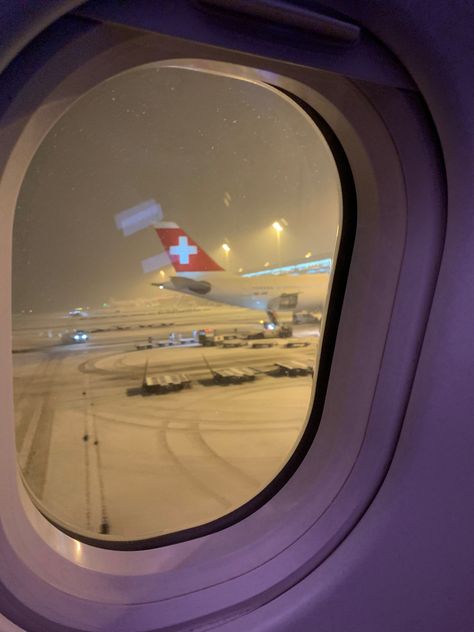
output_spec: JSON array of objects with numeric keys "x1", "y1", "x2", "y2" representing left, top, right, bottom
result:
[{"x1": 12, "y1": 66, "x2": 341, "y2": 313}]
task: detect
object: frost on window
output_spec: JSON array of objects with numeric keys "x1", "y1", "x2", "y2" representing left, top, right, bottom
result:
[{"x1": 12, "y1": 64, "x2": 341, "y2": 541}]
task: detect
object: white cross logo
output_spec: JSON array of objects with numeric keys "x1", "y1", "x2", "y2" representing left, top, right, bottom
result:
[{"x1": 169, "y1": 236, "x2": 198, "y2": 264}]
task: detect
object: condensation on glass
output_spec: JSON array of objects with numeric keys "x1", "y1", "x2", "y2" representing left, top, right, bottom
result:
[{"x1": 12, "y1": 64, "x2": 342, "y2": 542}]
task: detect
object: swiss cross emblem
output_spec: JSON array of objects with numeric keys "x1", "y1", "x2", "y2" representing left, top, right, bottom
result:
[{"x1": 169, "y1": 236, "x2": 198, "y2": 264}]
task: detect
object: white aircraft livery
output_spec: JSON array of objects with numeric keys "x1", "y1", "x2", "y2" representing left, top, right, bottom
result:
[{"x1": 152, "y1": 221, "x2": 330, "y2": 320}]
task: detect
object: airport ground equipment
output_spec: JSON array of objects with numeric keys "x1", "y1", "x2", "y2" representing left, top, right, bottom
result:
[
  {"x1": 248, "y1": 340, "x2": 275, "y2": 348},
  {"x1": 272, "y1": 361, "x2": 314, "y2": 377},
  {"x1": 136, "y1": 341, "x2": 154, "y2": 350},
  {"x1": 168, "y1": 332, "x2": 196, "y2": 345},
  {"x1": 143, "y1": 373, "x2": 191, "y2": 394},
  {"x1": 221, "y1": 340, "x2": 247, "y2": 348},
  {"x1": 215, "y1": 334, "x2": 247, "y2": 348},
  {"x1": 238, "y1": 367, "x2": 257, "y2": 380},
  {"x1": 211, "y1": 367, "x2": 256, "y2": 385},
  {"x1": 246, "y1": 324, "x2": 293, "y2": 340},
  {"x1": 201, "y1": 353, "x2": 257, "y2": 384},
  {"x1": 292, "y1": 311, "x2": 321, "y2": 324},
  {"x1": 136, "y1": 334, "x2": 198, "y2": 349},
  {"x1": 72, "y1": 330, "x2": 89, "y2": 342},
  {"x1": 277, "y1": 324, "x2": 293, "y2": 337},
  {"x1": 283, "y1": 340, "x2": 310, "y2": 348},
  {"x1": 141, "y1": 358, "x2": 191, "y2": 394},
  {"x1": 194, "y1": 329, "x2": 216, "y2": 346},
  {"x1": 61, "y1": 329, "x2": 89, "y2": 344}
]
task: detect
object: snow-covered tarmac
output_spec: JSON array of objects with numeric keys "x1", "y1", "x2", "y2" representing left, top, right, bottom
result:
[{"x1": 13, "y1": 306, "x2": 319, "y2": 541}]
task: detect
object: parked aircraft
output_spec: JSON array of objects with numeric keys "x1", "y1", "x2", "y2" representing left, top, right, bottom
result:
[{"x1": 152, "y1": 221, "x2": 330, "y2": 323}]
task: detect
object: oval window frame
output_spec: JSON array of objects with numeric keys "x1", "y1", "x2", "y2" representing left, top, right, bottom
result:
[
  {"x1": 0, "y1": 18, "x2": 445, "y2": 631},
  {"x1": 11, "y1": 61, "x2": 355, "y2": 549}
]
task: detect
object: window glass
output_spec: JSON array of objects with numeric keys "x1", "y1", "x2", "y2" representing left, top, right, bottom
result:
[{"x1": 12, "y1": 65, "x2": 341, "y2": 542}]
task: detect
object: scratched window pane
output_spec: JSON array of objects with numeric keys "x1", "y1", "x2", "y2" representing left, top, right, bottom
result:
[{"x1": 12, "y1": 65, "x2": 341, "y2": 541}]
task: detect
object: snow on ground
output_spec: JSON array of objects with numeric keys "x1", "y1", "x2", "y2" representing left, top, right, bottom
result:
[{"x1": 13, "y1": 306, "x2": 318, "y2": 541}]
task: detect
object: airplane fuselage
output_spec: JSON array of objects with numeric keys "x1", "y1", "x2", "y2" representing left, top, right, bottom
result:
[{"x1": 161, "y1": 271, "x2": 330, "y2": 316}]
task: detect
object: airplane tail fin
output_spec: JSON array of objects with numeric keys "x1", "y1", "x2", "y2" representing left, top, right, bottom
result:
[{"x1": 154, "y1": 222, "x2": 224, "y2": 272}]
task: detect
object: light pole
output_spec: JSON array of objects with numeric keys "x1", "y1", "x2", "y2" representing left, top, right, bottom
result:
[
  {"x1": 272, "y1": 220, "x2": 284, "y2": 266},
  {"x1": 221, "y1": 242, "x2": 230, "y2": 268}
]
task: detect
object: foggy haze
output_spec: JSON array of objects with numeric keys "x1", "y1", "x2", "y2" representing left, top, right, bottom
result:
[{"x1": 12, "y1": 65, "x2": 341, "y2": 313}]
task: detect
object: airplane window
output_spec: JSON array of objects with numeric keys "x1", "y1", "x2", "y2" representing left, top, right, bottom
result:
[{"x1": 12, "y1": 64, "x2": 342, "y2": 544}]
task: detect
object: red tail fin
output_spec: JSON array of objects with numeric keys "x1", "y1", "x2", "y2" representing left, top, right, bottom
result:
[{"x1": 155, "y1": 222, "x2": 223, "y2": 272}]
